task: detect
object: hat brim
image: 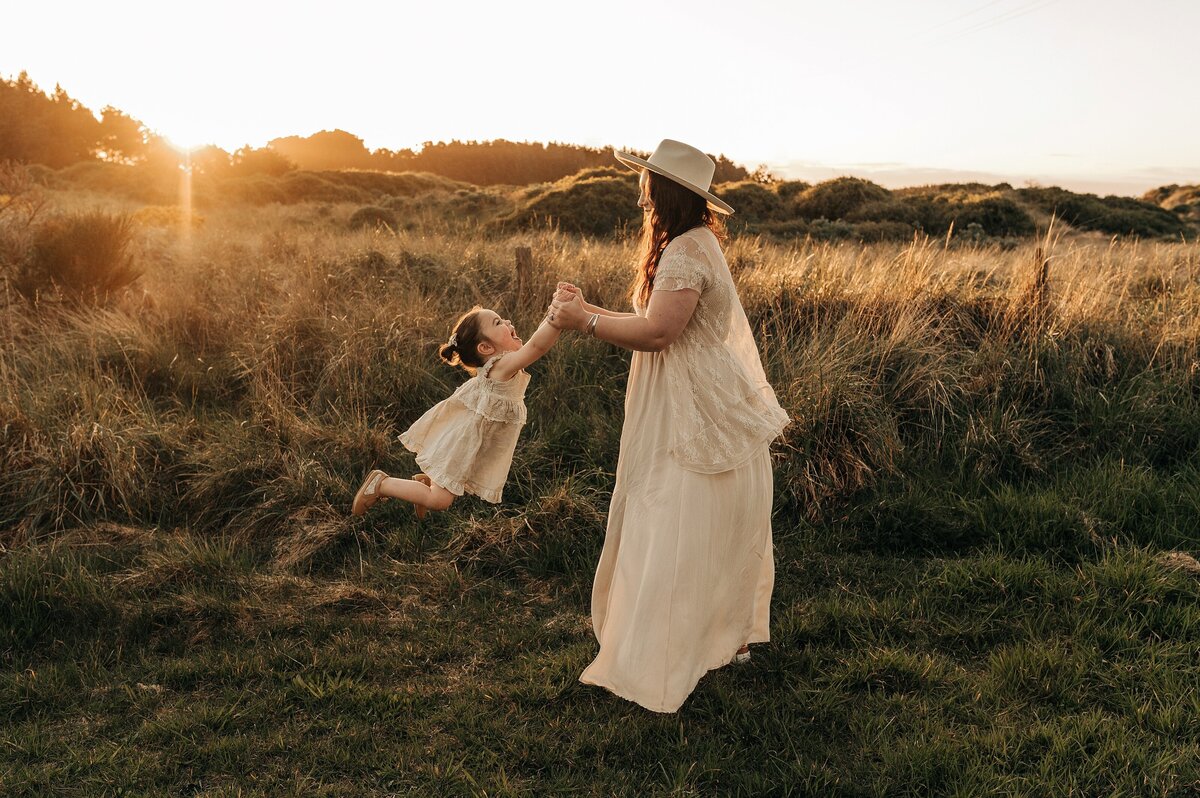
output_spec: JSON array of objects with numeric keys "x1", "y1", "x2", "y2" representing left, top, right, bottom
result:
[{"x1": 614, "y1": 149, "x2": 735, "y2": 215}]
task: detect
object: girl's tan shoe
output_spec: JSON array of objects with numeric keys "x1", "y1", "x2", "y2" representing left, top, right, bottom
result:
[
  {"x1": 351, "y1": 469, "x2": 387, "y2": 516},
  {"x1": 412, "y1": 473, "x2": 432, "y2": 520}
]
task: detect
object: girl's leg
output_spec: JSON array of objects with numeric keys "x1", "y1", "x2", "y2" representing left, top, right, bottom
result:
[{"x1": 378, "y1": 476, "x2": 455, "y2": 511}]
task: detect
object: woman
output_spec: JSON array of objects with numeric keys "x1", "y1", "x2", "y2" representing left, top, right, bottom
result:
[{"x1": 548, "y1": 139, "x2": 791, "y2": 713}]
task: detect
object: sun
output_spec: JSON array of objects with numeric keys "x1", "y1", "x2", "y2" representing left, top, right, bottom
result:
[
  {"x1": 163, "y1": 134, "x2": 206, "y2": 154},
  {"x1": 158, "y1": 117, "x2": 219, "y2": 154}
]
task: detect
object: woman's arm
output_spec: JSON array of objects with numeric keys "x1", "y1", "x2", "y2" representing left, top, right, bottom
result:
[
  {"x1": 550, "y1": 289, "x2": 698, "y2": 353},
  {"x1": 488, "y1": 319, "x2": 561, "y2": 381}
]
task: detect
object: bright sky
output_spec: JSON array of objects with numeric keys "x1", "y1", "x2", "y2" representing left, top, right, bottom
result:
[{"x1": 3, "y1": 0, "x2": 1198, "y2": 194}]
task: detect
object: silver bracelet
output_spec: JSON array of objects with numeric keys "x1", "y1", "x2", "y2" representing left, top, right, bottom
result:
[{"x1": 586, "y1": 313, "x2": 599, "y2": 336}]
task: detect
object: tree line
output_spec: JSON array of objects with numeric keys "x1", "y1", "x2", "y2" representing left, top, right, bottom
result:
[{"x1": 0, "y1": 73, "x2": 750, "y2": 185}]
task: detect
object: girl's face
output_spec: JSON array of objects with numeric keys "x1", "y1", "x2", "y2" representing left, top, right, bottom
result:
[{"x1": 475, "y1": 309, "x2": 522, "y2": 357}]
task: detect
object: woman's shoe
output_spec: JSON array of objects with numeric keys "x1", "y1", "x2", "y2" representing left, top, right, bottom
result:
[
  {"x1": 351, "y1": 469, "x2": 387, "y2": 516},
  {"x1": 412, "y1": 473, "x2": 432, "y2": 520},
  {"x1": 732, "y1": 645, "x2": 751, "y2": 665}
]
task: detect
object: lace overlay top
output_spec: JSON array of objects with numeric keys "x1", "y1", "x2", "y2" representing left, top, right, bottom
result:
[
  {"x1": 448, "y1": 354, "x2": 529, "y2": 425},
  {"x1": 635, "y1": 227, "x2": 790, "y2": 473}
]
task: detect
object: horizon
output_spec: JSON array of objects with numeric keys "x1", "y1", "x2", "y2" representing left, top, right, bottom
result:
[{"x1": 3, "y1": 0, "x2": 1199, "y2": 197}]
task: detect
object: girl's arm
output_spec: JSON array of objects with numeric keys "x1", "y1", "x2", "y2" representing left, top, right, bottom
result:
[
  {"x1": 582, "y1": 301, "x2": 636, "y2": 319},
  {"x1": 550, "y1": 289, "x2": 698, "y2": 353},
  {"x1": 488, "y1": 319, "x2": 562, "y2": 381}
]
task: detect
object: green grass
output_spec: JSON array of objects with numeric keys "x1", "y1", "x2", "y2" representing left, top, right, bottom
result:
[
  {"x1": 2, "y1": 513, "x2": 1198, "y2": 795},
  {"x1": 2, "y1": 189, "x2": 1200, "y2": 794}
]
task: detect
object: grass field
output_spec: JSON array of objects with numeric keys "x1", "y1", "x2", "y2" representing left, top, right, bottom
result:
[{"x1": 2, "y1": 190, "x2": 1200, "y2": 795}]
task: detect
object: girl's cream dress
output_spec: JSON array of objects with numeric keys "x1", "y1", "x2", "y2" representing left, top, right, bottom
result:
[
  {"x1": 579, "y1": 225, "x2": 791, "y2": 713},
  {"x1": 398, "y1": 353, "x2": 529, "y2": 503}
]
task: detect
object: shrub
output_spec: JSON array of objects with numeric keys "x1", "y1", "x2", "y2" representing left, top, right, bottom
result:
[
  {"x1": 565, "y1": 166, "x2": 630, "y2": 182},
  {"x1": 53, "y1": 161, "x2": 177, "y2": 204},
  {"x1": 793, "y1": 177, "x2": 892, "y2": 220},
  {"x1": 499, "y1": 174, "x2": 641, "y2": 236},
  {"x1": 774, "y1": 180, "x2": 810, "y2": 202},
  {"x1": 951, "y1": 197, "x2": 1036, "y2": 237},
  {"x1": 713, "y1": 181, "x2": 785, "y2": 223},
  {"x1": 278, "y1": 172, "x2": 368, "y2": 204},
  {"x1": 16, "y1": 212, "x2": 140, "y2": 305},
  {"x1": 853, "y1": 220, "x2": 918, "y2": 241},
  {"x1": 215, "y1": 174, "x2": 287, "y2": 205},
  {"x1": 0, "y1": 161, "x2": 48, "y2": 280},
  {"x1": 1017, "y1": 187, "x2": 1189, "y2": 238},
  {"x1": 348, "y1": 206, "x2": 397, "y2": 231}
]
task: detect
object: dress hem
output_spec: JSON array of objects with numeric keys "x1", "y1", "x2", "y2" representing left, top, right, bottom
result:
[
  {"x1": 398, "y1": 432, "x2": 504, "y2": 504},
  {"x1": 579, "y1": 631, "x2": 771, "y2": 714}
]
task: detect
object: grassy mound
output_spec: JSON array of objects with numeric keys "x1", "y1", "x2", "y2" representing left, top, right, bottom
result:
[
  {"x1": 1144, "y1": 183, "x2": 1200, "y2": 224},
  {"x1": 496, "y1": 171, "x2": 641, "y2": 236},
  {"x1": 1017, "y1": 186, "x2": 1191, "y2": 238}
]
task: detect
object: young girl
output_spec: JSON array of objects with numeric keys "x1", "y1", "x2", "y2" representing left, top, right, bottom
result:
[{"x1": 351, "y1": 305, "x2": 561, "y2": 518}]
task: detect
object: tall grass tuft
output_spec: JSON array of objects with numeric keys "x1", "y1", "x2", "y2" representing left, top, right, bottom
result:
[{"x1": 15, "y1": 211, "x2": 141, "y2": 305}]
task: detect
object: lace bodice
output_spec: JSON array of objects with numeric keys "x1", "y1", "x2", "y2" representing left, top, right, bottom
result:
[
  {"x1": 634, "y1": 227, "x2": 790, "y2": 473},
  {"x1": 446, "y1": 353, "x2": 529, "y2": 425}
]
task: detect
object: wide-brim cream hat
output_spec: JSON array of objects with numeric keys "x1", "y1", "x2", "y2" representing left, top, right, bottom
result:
[{"x1": 614, "y1": 138, "x2": 735, "y2": 215}]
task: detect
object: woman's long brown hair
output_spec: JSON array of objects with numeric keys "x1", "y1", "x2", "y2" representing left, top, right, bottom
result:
[{"x1": 631, "y1": 170, "x2": 727, "y2": 308}]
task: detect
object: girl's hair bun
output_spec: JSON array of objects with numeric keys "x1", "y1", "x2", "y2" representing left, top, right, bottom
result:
[
  {"x1": 438, "y1": 341, "x2": 460, "y2": 366},
  {"x1": 438, "y1": 306, "x2": 487, "y2": 371}
]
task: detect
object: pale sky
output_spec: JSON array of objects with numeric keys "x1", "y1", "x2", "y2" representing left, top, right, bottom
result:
[{"x1": 3, "y1": 0, "x2": 1198, "y2": 194}]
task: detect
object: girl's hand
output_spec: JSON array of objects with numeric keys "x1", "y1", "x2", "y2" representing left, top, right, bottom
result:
[
  {"x1": 549, "y1": 292, "x2": 589, "y2": 331},
  {"x1": 555, "y1": 281, "x2": 584, "y2": 305}
]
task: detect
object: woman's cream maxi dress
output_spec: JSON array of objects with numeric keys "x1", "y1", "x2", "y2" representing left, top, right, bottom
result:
[{"x1": 579, "y1": 226, "x2": 791, "y2": 713}]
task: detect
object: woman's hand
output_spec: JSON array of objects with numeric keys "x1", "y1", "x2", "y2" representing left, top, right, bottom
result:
[{"x1": 548, "y1": 292, "x2": 590, "y2": 331}]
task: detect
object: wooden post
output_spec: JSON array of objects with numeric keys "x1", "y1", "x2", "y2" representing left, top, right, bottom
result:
[{"x1": 514, "y1": 246, "x2": 533, "y2": 311}]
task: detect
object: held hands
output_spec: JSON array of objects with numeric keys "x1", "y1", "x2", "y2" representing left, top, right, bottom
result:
[
  {"x1": 554, "y1": 281, "x2": 582, "y2": 304},
  {"x1": 546, "y1": 282, "x2": 588, "y2": 331}
]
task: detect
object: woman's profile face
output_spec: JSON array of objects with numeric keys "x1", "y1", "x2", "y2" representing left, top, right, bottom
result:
[{"x1": 637, "y1": 170, "x2": 654, "y2": 213}]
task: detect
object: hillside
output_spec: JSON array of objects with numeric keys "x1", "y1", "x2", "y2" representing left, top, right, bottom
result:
[
  {"x1": 35, "y1": 157, "x2": 1198, "y2": 244},
  {"x1": 1144, "y1": 183, "x2": 1200, "y2": 225},
  {"x1": 3, "y1": 160, "x2": 1200, "y2": 793}
]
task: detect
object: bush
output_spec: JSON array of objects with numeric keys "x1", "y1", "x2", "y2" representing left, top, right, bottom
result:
[
  {"x1": 853, "y1": 220, "x2": 918, "y2": 241},
  {"x1": 16, "y1": 212, "x2": 140, "y2": 305},
  {"x1": 774, "y1": 180, "x2": 810, "y2": 202},
  {"x1": 951, "y1": 197, "x2": 1036, "y2": 237},
  {"x1": 793, "y1": 177, "x2": 892, "y2": 220},
  {"x1": 278, "y1": 172, "x2": 368, "y2": 204},
  {"x1": 52, "y1": 161, "x2": 177, "y2": 204},
  {"x1": 499, "y1": 174, "x2": 641, "y2": 236},
  {"x1": 1017, "y1": 187, "x2": 1189, "y2": 238},
  {"x1": 567, "y1": 166, "x2": 630, "y2": 182},
  {"x1": 713, "y1": 181, "x2": 785, "y2": 223},
  {"x1": 348, "y1": 206, "x2": 397, "y2": 231}
]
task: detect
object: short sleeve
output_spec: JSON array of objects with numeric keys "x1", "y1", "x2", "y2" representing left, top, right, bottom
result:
[
  {"x1": 479, "y1": 353, "x2": 505, "y2": 378},
  {"x1": 653, "y1": 235, "x2": 709, "y2": 294}
]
